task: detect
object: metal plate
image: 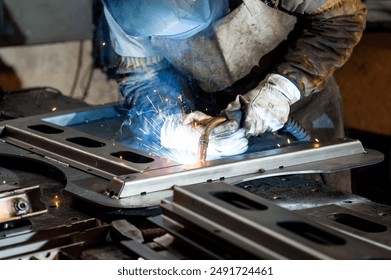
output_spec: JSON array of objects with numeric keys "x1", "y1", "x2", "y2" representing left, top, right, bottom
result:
[
  {"x1": 0, "y1": 103, "x2": 384, "y2": 208},
  {"x1": 151, "y1": 182, "x2": 391, "y2": 259}
]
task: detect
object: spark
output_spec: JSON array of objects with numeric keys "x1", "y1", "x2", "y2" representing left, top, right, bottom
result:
[
  {"x1": 142, "y1": 116, "x2": 162, "y2": 139},
  {"x1": 138, "y1": 127, "x2": 148, "y2": 135},
  {"x1": 102, "y1": 41, "x2": 106, "y2": 46},
  {"x1": 313, "y1": 138, "x2": 321, "y2": 148},
  {"x1": 51, "y1": 107, "x2": 57, "y2": 112},
  {"x1": 54, "y1": 195, "x2": 60, "y2": 208},
  {"x1": 156, "y1": 92, "x2": 165, "y2": 104},
  {"x1": 146, "y1": 95, "x2": 160, "y2": 113}
]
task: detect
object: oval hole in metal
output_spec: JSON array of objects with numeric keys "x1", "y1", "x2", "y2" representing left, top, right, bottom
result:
[
  {"x1": 210, "y1": 191, "x2": 268, "y2": 210},
  {"x1": 111, "y1": 151, "x2": 154, "y2": 164},
  {"x1": 277, "y1": 221, "x2": 346, "y2": 246},
  {"x1": 28, "y1": 124, "x2": 64, "y2": 134},
  {"x1": 328, "y1": 213, "x2": 387, "y2": 233},
  {"x1": 66, "y1": 137, "x2": 106, "y2": 148}
]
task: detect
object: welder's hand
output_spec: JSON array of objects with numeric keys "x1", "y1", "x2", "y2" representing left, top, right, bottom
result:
[
  {"x1": 182, "y1": 111, "x2": 240, "y2": 138},
  {"x1": 224, "y1": 74, "x2": 301, "y2": 137},
  {"x1": 160, "y1": 112, "x2": 248, "y2": 159}
]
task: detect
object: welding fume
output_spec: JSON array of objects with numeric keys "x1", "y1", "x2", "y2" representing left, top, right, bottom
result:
[{"x1": 101, "y1": 0, "x2": 366, "y2": 166}]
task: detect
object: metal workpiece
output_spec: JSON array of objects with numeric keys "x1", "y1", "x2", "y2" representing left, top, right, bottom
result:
[
  {"x1": 0, "y1": 218, "x2": 110, "y2": 260},
  {"x1": 297, "y1": 204, "x2": 391, "y2": 248},
  {"x1": 0, "y1": 185, "x2": 47, "y2": 223},
  {"x1": 105, "y1": 139, "x2": 383, "y2": 198},
  {"x1": 1, "y1": 92, "x2": 389, "y2": 260},
  {"x1": 234, "y1": 175, "x2": 391, "y2": 249},
  {"x1": 0, "y1": 103, "x2": 384, "y2": 208},
  {"x1": 152, "y1": 182, "x2": 391, "y2": 260}
]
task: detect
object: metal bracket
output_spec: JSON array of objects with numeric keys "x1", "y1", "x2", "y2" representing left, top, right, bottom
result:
[{"x1": 0, "y1": 185, "x2": 47, "y2": 224}]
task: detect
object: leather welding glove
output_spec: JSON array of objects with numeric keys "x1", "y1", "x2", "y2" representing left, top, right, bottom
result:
[
  {"x1": 115, "y1": 56, "x2": 195, "y2": 150},
  {"x1": 160, "y1": 111, "x2": 248, "y2": 159},
  {"x1": 223, "y1": 74, "x2": 301, "y2": 137}
]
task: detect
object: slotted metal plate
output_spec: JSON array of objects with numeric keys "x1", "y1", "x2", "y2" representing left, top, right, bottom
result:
[{"x1": 0, "y1": 103, "x2": 384, "y2": 208}]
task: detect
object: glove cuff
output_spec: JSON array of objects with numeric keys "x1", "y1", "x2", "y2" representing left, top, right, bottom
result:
[
  {"x1": 117, "y1": 55, "x2": 168, "y2": 71},
  {"x1": 116, "y1": 55, "x2": 170, "y2": 85},
  {"x1": 268, "y1": 74, "x2": 301, "y2": 105}
]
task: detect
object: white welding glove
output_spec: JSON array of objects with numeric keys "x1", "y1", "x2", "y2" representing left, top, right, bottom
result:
[
  {"x1": 224, "y1": 74, "x2": 301, "y2": 137},
  {"x1": 160, "y1": 111, "x2": 248, "y2": 158}
]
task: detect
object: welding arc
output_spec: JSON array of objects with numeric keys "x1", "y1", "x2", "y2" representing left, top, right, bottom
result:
[{"x1": 197, "y1": 117, "x2": 227, "y2": 161}]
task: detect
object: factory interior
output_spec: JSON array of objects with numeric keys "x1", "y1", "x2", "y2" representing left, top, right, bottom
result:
[{"x1": 0, "y1": 0, "x2": 390, "y2": 260}]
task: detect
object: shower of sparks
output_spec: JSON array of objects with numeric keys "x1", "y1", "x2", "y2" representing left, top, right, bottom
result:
[
  {"x1": 120, "y1": 93, "x2": 201, "y2": 164},
  {"x1": 125, "y1": 118, "x2": 299, "y2": 164},
  {"x1": 121, "y1": 91, "x2": 301, "y2": 164}
]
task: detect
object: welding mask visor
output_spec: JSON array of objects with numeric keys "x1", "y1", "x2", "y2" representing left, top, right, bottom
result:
[{"x1": 103, "y1": 0, "x2": 214, "y2": 39}]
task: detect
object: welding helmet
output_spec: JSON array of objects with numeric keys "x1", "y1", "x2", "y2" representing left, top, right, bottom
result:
[{"x1": 103, "y1": 0, "x2": 221, "y2": 39}]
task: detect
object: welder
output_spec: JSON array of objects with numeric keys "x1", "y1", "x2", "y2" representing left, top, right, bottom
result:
[{"x1": 102, "y1": 0, "x2": 366, "y2": 190}]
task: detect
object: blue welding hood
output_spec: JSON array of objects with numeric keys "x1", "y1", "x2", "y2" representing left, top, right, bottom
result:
[{"x1": 102, "y1": 0, "x2": 227, "y2": 39}]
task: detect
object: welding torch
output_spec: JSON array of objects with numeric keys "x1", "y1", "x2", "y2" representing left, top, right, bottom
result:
[
  {"x1": 195, "y1": 117, "x2": 228, "y2": 162},
  {"x1": 194, "y1": 116, "x2": 311, "y2": 162}
]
